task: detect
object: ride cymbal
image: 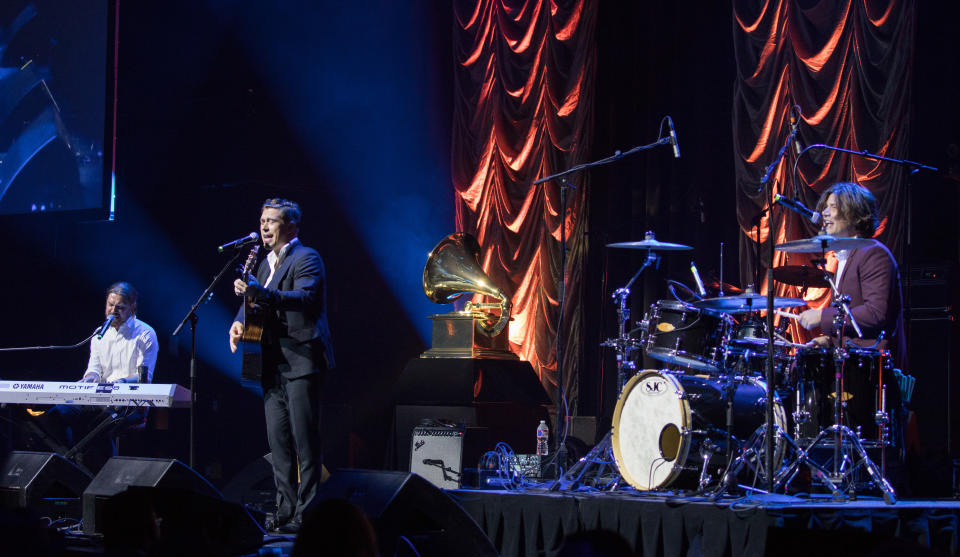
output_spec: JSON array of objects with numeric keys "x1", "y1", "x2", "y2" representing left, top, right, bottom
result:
[
  {"x1": 775, "y1": 235, "x2": 874, "y2": 253},
  {"x1": 693, "y1": 293, "x2": 806, "y2": 313}
]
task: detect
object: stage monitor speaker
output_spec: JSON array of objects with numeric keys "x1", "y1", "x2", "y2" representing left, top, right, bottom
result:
[
  {"x1": 221, "y1": 452, "x2": 331, "y2": 517},
  {"x1": 0, "y1": 451, "x2": 91, "y2": 519},
  {"x1": 100, "y1": 486, "x2": 265, "y2": 556},
  {"x1": 82, "y1": 456, "x2": 222, "y2": 534},
  {"x1": 312, "y1": 469, "x2": 497, "y2": 557}
]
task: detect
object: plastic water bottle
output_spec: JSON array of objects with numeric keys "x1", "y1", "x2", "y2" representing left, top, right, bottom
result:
[{"x1": 536, "y1": 420, "x2": 549, "y2": 456}]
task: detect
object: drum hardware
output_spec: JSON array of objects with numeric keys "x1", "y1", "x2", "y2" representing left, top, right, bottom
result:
[
  {"x1": 770, "y1": 250, "x2": 896, "y2": 502},
  {"x1": 604, "y1": 245, "x2": 660, "y2": 393},
  {"x1": 791, "y1": 386, "x2": 812, "y2": 441},
  {"x1": 556, "y1": 233, "x2": 693, "y2": 491}
]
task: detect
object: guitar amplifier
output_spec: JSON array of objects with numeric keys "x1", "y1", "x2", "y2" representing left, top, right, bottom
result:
[{"x1": 409, "y1": 425, "x2": 490, "y2": 489}]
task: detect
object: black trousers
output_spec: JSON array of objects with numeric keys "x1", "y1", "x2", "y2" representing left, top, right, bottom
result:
[
  {"x1": 39, "y1": 404, "x2": 147, "y2": 472},
  {"x1": 262, "y1": 364, "x2": 323, "y2": 523}
]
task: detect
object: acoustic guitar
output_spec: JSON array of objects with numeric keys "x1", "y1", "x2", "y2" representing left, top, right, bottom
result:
[{"x1": 239, "y1": 245, "x2": 264, "y2": 382}]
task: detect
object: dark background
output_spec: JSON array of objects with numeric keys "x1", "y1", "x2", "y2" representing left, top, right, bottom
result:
[{"x1": 0, "y1": 1, "x2": 956, "y2": 493}]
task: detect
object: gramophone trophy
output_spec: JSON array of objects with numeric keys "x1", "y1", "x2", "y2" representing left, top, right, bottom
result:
[{"x1": 421, "y1": 233, "x2": 517, "y2": 359}]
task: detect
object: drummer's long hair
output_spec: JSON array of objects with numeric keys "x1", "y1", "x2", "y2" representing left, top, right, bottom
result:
[{"x1": 816, "y1": 182, "x2": 880, "y2": 238}]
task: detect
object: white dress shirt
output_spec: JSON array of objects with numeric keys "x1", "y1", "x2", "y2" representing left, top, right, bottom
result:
[
  {"x1": 835, "y1": 249, "x2": 850, "y2": 287},
  {"x1": 265, "y1": 237, "x2": 299, "y2": 287},
  {"x1": 82, "y1": 316, "x2": 159, "y2": 383}
]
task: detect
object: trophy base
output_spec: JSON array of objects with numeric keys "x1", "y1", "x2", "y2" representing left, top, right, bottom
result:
[{"x1": 421, "y1": 313, "x2": 517, "y2": 360}]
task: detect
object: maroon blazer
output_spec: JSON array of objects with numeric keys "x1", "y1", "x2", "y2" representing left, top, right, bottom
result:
[{"x1": 819, "y1": 240, "x2": 907, "y2": 372}]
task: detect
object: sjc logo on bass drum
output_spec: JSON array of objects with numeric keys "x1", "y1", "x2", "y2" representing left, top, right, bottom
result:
[{"x1": 640, "y1": 377, "x2": 668, "y2": 396}]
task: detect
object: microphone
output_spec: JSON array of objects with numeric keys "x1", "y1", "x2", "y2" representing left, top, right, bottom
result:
[
  {"x1": 690, "y1": 261, "x2": 707, "y2": 297},
  {"x1": 217, "y1": 232, "x2": 258, "y2": 253},
  {"x1": 789, "y1": 110, "x2": 802, "y2": 156},
  {"x1": 667, "y1": 117, "x2": 681, "y2": 158},
  {"x1": 773, "y1": 193, "x2": 821, "y2": 225},
  {"x1": 96, "y1": 315, "x2": 115, "y2": 339}
]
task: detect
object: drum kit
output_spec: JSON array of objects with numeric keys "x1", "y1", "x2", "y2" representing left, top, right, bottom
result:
[{"x1": 561, "y1": 232, "x2": 899, "y2": 503}]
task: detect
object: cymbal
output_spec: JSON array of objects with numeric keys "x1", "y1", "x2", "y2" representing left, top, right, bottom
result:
[
  {"x1": 775, "y1": 234, "x2": 874, "y2": 253},
  {"x1": 707, "y1": 279, "x2": 743, "y2": 295},
  {"x1": 606, "y1": 231, "x2": 692, "y2": 251},
  {"x1": 693, "y1": 293, "x2": 807, "y2": 313},
  {"x1": 773, "y1": 265, "x2": 833, "y2": 288}
]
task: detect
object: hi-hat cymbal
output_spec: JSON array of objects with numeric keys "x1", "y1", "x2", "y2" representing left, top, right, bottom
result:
[
  {"x1": 773, "y1": 265, "x2": 832, "y2": 288},
  {"x1": 607, "y1": 231, "x2": 692, "y2": 251},
  {"x1": 693, "y1": 293, "x2": 807, "y2": 313},
  {"x1": 775, "y1": 235, "x2": 874, "y2": 253}
]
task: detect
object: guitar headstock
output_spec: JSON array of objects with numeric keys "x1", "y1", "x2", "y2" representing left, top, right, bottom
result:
[{"x1": 241, "y1": 245, "x2": 260, "y2": 282}]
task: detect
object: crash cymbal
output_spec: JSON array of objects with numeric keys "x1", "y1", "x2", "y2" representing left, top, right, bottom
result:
[
  {"x1": 693, "y1": 292, "x2": 807, "y2": 313},
  {"x1": 607, "y1": 231, "x2": 692, "y2": 251},
  {"x1": 707, "y1": 279, "x2": 743, "y2": 295},
  {"x1": 775, "y1": 234, "x2": 874, "y2": 253},
  {"x1": 772, "y1": 265, "x2": 833, "y2": 288}
]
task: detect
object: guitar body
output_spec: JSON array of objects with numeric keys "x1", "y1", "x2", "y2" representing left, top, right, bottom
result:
[{"x1": 239, "y1": 246, "x2": 265, "y2": 382}]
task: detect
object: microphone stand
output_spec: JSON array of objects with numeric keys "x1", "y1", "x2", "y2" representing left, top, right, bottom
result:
[
  {"x1": 172, "y1": 247, "x2": 248, "y2": 469},
  {"x1": 757, "y1": 111, "x2": 801, "y2": 492},
  {"x1": 0, "y1": 332, "x2": 97, "y2": 353},
  {"x1": 533, "y1": 122, "x2": 678, "y2": 471}
]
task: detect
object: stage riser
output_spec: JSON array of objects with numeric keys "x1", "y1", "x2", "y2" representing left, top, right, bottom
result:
[{"x1": 449, "y1": 489, "x2": 960, "y2": 557}]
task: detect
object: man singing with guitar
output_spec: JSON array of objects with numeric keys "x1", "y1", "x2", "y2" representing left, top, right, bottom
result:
[{"x1": 229, "y1": 198, "x2": 335, "y2": 534}]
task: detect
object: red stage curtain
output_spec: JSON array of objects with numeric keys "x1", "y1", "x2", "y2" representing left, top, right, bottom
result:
[
  {"x1": 733, "y1": 0, "x2": 915, "y2": 342},
  {"x1": 452, "y1": 0, "x2": 597, "y2": 408}
]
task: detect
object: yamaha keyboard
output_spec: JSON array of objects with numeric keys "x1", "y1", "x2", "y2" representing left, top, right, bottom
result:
[{"x1": 0, "y1": 381, "x2": 191, "y2": 408}]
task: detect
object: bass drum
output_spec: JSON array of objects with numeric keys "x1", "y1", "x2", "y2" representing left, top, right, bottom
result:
[{"x1": 611, "y1": 370, "x2": 786, "y2": 491}]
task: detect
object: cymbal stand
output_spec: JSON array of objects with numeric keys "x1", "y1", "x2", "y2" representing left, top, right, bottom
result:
[
  {"x1": 718, "y1": 420, "x2": 843, "y2": 498},
  {"x1": 607, "y1": 249, "x2": 658, "y2": 392},
  {"x1": 551, "y1": 250, "x2": 658, "y2": 491}
]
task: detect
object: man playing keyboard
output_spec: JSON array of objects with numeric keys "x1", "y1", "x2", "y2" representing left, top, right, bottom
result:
[{"x1": 39, "y1": 281, "x2": 158, "y2": 471}]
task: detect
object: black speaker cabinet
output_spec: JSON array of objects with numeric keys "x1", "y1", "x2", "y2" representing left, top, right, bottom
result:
[
  {"x1": 409, "y1": 425, "x2": 492, "y2": 489},
  {"x1": 312, "y1": 469, "x2": 497, "y2": 557},
  {"x1": 82, "y1": 456, "x2": 221, "y2": 534},
  {"x1": 0, "y1": 451, "x2": 91, "y2": 519},
  {"x1": 100, "y1": 486, "x2": 265, "y2": 556}
]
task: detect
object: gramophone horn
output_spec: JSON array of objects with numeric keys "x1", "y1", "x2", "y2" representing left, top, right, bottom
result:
[{"x1": 423, "y1": 233, "x2": 511, "y2": 336}]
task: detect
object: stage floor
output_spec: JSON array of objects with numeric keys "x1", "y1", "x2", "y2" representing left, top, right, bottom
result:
[{"x1": 448, "y1": 488, "x2": 960, "y2": 556}]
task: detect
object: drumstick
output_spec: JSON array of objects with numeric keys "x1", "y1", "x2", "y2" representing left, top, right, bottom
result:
[{"x1": 775, "y1": 310, "x2": 799, "y2": 320}]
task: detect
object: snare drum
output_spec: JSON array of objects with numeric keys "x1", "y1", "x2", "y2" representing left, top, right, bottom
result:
[
  {"x1": 611, "y1": 370, "x2": 786, "y2": 491},
  {"x1": 641, "y1": 300, "x2": 733, "y2": 373},
  {"x1": 789, "y1": 347, "x2": 899, "y2": 446}
]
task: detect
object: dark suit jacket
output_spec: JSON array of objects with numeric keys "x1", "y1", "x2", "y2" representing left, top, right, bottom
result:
[
  {"x1": 819, "y1": 240, "x2": 907, "y2": 371},
  {"x1": 237, "y1": 241, "x2": 335, "y2": 376}
]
